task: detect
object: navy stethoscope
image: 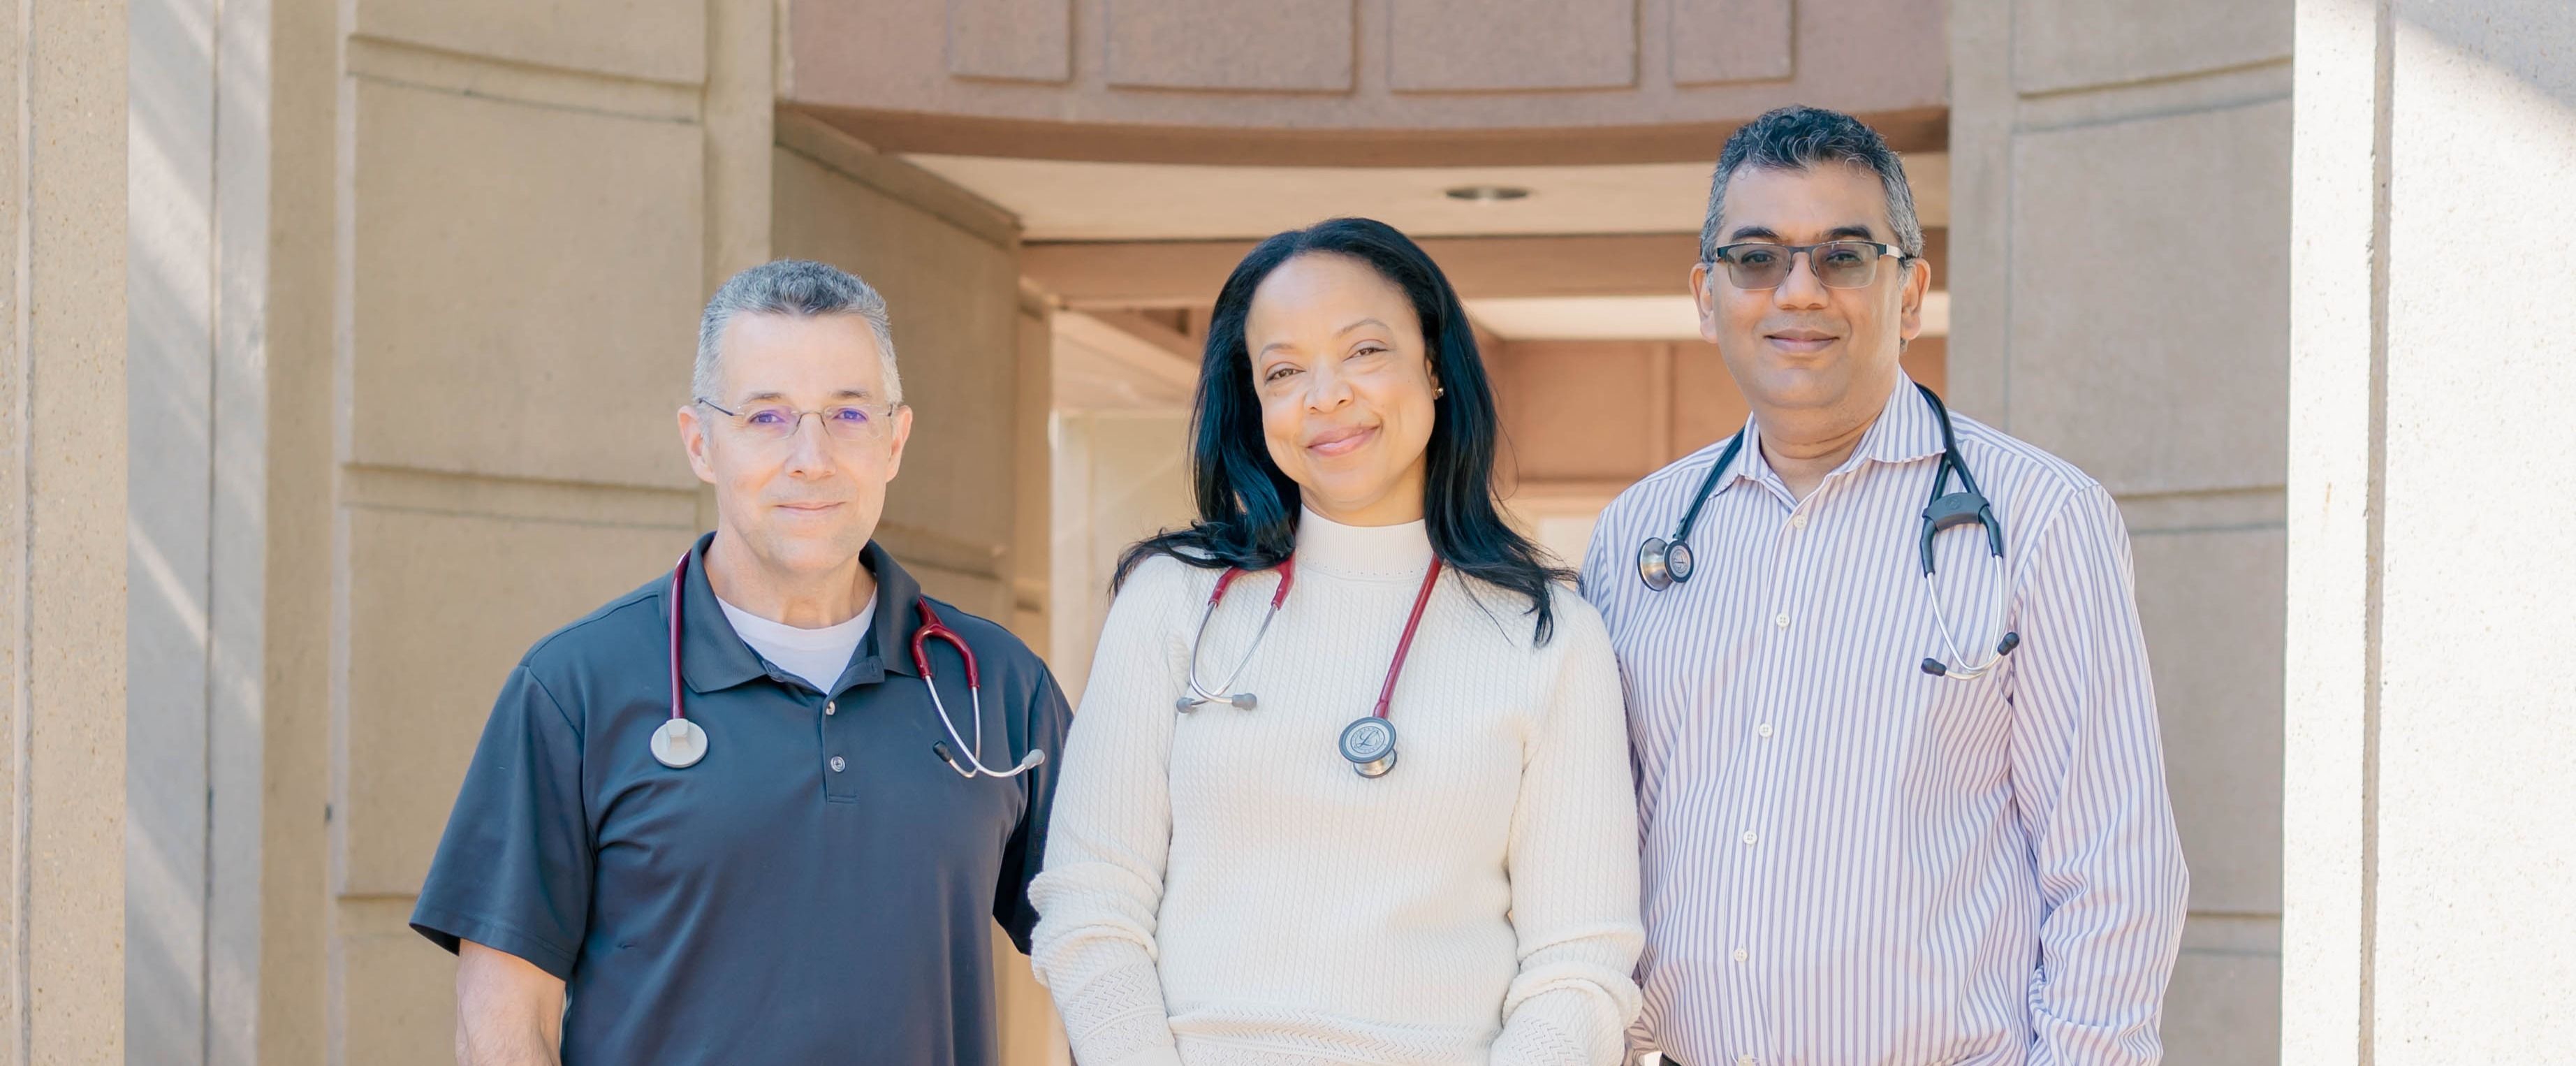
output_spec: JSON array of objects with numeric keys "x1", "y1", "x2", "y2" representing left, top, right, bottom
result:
[
  {"x1": 652, "y1": 551, "x2": 1046, "y2": 777},
  {"x1": 1176, "y1": 554, "x2": 1443, "y2": 778},
  {"x1": 1637, "y1": 383, "x2": 2021, "y2": 680}
]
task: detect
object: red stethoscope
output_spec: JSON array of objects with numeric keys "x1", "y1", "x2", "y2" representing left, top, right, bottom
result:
[
  {"x1": 1174, "y1": 554, "x2": 1444, "y2": 778},
  {"x1": 655, "y1": 552, "x2": 1045, "y2": 779}
]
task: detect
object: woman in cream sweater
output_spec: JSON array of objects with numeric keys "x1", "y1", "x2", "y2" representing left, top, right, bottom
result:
[{"x1": 1030, "y1": 218, "x2": 1642, "y2": 1066}]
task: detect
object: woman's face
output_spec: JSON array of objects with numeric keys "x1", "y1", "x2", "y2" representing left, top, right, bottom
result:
[{"x1": 1244, "y1": 253, "x2": 1440, "y2": 527}]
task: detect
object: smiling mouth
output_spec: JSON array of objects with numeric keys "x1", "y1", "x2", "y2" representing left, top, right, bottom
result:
[
  {"x1": 775, "y1": 502, "x2": 844, "y2": 514},
  {"x1": 1765, "y1": 330, "x2": 1840, "y2": 352},
  {"x1": 1306, "y1": 426, "x2": 1379, "y2": 458}
]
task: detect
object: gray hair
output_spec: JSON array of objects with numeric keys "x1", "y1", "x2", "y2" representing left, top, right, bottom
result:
[
  {"x1": 1700, "y1": 105, "x2": 1924, "y2": 263},
  {"x1": 694, "y1": 259, "x2": 904, "y2": 405}
]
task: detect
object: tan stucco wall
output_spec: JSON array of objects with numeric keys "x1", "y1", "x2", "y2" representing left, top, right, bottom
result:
[
  {"x1": 2285, "y1": 1, "x2": 2576, "y2": 1061},
  {"x1": 3, "y1": 2, "x2": 131, "y2": 1063},
  {"x1": 1949, "y1": 1, "x2": 2293, "y2": 1062}
]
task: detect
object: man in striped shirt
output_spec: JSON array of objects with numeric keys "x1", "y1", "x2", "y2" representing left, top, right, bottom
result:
[{"x1": 1579, "y1": 106, "x2": 2188, "y2": 1066}]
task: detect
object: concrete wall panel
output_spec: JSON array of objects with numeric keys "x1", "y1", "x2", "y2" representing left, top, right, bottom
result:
[
  {"x1": 349, "y1": 79, "x2": 703, "y2": 490},
  {"x1": 338, "y1": 913, "x2": 455, "y2": 1066},
  {"x1": 1670, "y1": 0, "x2": 1794, "y2": 86},
  {"x1": 2012, "y1": 0, "x2": 2290, "y2": 95},
  {"x1": 353, "y1": 0, "x2": 706, "y2": 85},
  {"x1": 1389, "y1": 0, "x2": 1637, "y2": 92},
  {"x1": 2130, "y1": 523, "x2": 2283, "y2": 914},
  {"x1": 2007, "y1": 98, "x2": 2290, "y2": 497},
  {"x1": 2362, "y1": 6, "x2": 2576, "y2": 1057},
  {"x1": 1104, "y1": 0, "x2": 1355, "y2": 92},
  {"x1": 339, "y1": 506, "x2": 694, "y2": 896},
  {"x1": 2163, "y1": 926, "x2": 2283, "y2": 1066}
]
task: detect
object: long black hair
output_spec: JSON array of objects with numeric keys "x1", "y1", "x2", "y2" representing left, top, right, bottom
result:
[{"x1": 1113, "y1": 217, "x2": 1571, "y2": 644}]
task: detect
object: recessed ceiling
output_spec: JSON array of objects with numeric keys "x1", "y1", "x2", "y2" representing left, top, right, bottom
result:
[
  {"x1": 902, "y1": 153, "x2": 1949, "y2": 242},
  {"x1": 1465, "y1": 292, "x2": 1949, "y2": 341}
]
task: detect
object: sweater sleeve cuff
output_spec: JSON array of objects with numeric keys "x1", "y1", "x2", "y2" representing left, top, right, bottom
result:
[{"x1": 1493, "y1": 986, "x2": 1626, "y2": 1066}]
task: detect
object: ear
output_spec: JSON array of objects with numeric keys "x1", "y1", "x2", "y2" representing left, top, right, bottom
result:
[
  {"x1": 881, "y1": 404, "x2": 916, "y2": 482},
  {"x1": 1690, "y1": 261, "x2": 1722, "y2": 345},
  {"x1": 1897, "y1": 254, "x2": 1932, "y2": 343},
  {"x1": 678, "y1": 403, "x2": 717, "y2": 484}
]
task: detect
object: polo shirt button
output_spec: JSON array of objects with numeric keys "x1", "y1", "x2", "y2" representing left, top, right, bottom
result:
[
  {"x1": 824, "y1": 701, "x2": 837, "y2": 716},
  {"x1": 828, "y1": 756, "x2": 847, "y2": 773}
]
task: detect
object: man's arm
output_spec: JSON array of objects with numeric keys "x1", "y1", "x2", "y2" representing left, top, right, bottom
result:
[
  {"x1": 2007, "y1": 483, "x2": 2190, "y2": 1065},
  {"x1": 455, "y1": 940, "x2": 564, "y2": 1066}
]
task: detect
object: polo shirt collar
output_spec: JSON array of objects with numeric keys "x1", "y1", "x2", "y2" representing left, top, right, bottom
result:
[{"x1": 673, "y1": 534, "x2": 925, "y2": 695}]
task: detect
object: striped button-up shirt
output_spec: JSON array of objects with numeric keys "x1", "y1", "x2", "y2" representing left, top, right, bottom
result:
[{"x1": 1578, "y1": 379, "x2": 2188, "y2": 1066}]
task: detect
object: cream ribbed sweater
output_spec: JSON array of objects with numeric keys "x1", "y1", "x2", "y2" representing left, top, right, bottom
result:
[{"x1": 1030, "y1": 512, "x2": 1643, "y2": 1066}]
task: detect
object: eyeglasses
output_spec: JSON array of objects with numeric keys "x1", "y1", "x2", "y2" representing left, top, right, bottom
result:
[
  {"x1": 1708, "y1": 240, "x2": 1911, "y2": 290},
  {"x1": 694, "y1": 397, "x2": 898, "y2": 444}
]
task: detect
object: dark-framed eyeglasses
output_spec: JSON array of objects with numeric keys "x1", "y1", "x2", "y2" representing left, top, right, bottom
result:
[
  {"x1": 694, "y1": 397, "x2": 898, "y2": 444},
  {"x1": 1708, "y1": 240, "x2": 1912, "y2": 291}
]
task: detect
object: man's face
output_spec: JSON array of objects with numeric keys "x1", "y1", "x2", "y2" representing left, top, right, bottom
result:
[
  {"x1": 1692, "y1": 163, "x2": 1929, "y2": 417},
  {"x1": 678, "y1": 312, "x2": 913, "y2": 576}
]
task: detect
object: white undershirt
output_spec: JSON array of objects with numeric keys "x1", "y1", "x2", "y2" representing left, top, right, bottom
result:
[{"x1": 717, "y1": 595, "x2": 875, "y2": 692}]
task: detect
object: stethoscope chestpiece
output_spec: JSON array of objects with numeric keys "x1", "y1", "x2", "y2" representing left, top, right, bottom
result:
[
  {"x1": 1637, "y1": 536, "x2": 1692, "y2": 591},
  {"x1": 1339, "y1": 717, "x2": 1398, "y2": 779},
  {"x1": 650, "y1": 717, "x2": 708, "y2": 768}
]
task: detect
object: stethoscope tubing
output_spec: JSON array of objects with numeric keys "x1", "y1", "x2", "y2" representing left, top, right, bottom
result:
[
  {"x1": 1639, "y1": 384, "x2": 2019, "y2": 680},
  {"x1": 661, "y1": 551, "x2": 1042, "y2": 777}
]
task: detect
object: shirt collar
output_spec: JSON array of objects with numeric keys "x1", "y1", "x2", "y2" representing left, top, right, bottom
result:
[
  {"x1": 673, "y1": 533, "x2": 925, "y2": 695},
  {"x1": 1727, "y1": 375, "x2": 1944, "y2": 499}
]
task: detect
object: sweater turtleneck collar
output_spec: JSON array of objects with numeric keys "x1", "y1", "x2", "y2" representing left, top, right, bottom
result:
[{"x1": 1294, "y1": 507, "x2": 1435, "y2": 579}]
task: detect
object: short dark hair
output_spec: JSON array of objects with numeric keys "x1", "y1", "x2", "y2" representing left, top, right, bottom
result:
[
  {"x1": 1700, "y1": 105, "x2": 1924, "y2": 263},
  {"x1": 1115, "y1": 217, "x2": 1572, "y2": 645}
]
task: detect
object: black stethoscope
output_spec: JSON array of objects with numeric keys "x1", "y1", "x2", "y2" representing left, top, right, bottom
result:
[
  {"x1": 1176, "y1": 554, "x2": 1444, "y2": 778},
  {"x1": 656, "y1": 552, "x2": 1046, "y2": 777},
  {"x1": 1637, "y1": 383, "x2": 2021, "y2": 680}
]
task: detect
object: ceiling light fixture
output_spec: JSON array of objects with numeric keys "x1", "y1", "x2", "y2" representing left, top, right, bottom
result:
[{"x1": 1443, "y1": 184, "x2": 1531, "y2": 203}]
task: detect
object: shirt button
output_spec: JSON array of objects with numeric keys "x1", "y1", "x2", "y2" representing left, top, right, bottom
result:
[
  {"x1": 828, "y1": 756, "x2": 847, "y2": 773},
  {"x1": 1739, "y1": 1056, "x2": 1757, "y2": 1066},
  {"x1": 1741, "y1": 830, "x2": 1758, "y2": 845},
  {"x1": 824, "y1": 701, "x2": 837, "y2": 717},
  {"x1": 1756, "y1": 723, "x2": 1774, "y2": 738},
  {"x1": 1773, "y1": 613, "x2": 1790, "y2": 629},
  {"x1": 1733, "y1": 947, "x2": 1749, "y2": 962},
  {"x1": 1791, "y1": 513, "x2": 1808, "y2": 530}
]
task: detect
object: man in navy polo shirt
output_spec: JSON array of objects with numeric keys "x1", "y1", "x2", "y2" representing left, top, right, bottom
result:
[{"x1": 412, "y1": 259, "x2": 1071, "y2": 1065}]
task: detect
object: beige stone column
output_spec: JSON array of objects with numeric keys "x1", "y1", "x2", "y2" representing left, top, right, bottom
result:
[
  {"x1": 1949, "y1": 1, "x2": 2292, "y2": 1062},
  {"x1": 3, "y1": 2, "x2": 131, "y2": 1063},
  {"x1": 2283, "y1": 1, "x2": 2576, "y2": 1062}
]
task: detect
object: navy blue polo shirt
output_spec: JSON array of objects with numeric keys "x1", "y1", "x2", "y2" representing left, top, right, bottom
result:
[{"x1": 411, "y1": 534, "x2": 1069, "y2": 1066}]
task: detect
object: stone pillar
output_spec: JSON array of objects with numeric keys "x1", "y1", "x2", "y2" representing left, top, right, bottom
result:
[
  {"x1": 1948, "y1": 1, "x2": 2293, "y2": 1061},
  {"x1": 3, "y1": 2, "x2": 131, "y2": 1063},
  {"x1": 2283, "y1": 1, "x2": 2576, "y2": 1062},
  {"x1": 129, "y1": 0, "x2": 275, "y2": 1058}
]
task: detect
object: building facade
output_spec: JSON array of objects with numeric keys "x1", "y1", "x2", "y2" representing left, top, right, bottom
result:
[{"x1": 1, "y1": 0, "x2": 2567, "y2": 1062}]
